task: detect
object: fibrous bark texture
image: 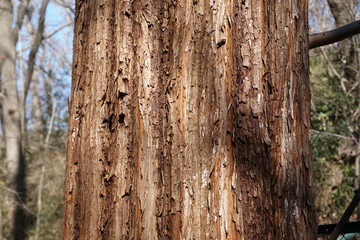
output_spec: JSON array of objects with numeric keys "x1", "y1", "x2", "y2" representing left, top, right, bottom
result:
[{"x1": 63, "y1": 0, "x2": 317, "y2": 239}]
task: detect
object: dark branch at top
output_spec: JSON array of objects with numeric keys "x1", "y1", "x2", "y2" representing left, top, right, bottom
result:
[{"x1": 309, "y1": 20, "x2": 360, "y2": 49}]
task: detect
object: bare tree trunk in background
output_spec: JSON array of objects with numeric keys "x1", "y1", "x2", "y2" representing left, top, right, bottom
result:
[
  {"x1": 43, "y1": 75, "x2": 53, "y2": 130},
  {"x1": 327, "y1": 0, "x2": 356, "y2": 27},
  {"x1": 0, "y1": 0, "x2": 27, "y2": 238},
  {"x1": 326, "y1": 0, "x2": 359, "y2": 94},
  {"x1": 31, "y1": 71, "x2": 45, "y2": 132},
  {"x1": 33, "y1": 99, "x2": 56, "y2": 240},
  {"x1": 327, "y1": 0, "x2": 359, "y2": 83},
  {"x1": 20, "y1": 0, "x2": 49, "y2": 139},
  {"x1": 63, "y1": 0, "x2": 317, "y2": 239}
]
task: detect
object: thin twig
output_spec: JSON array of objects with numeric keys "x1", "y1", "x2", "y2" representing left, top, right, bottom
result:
[
  {"x1": 0, "y1": 186, "x2": 37, "y2": 217},
  {"x1": 311, "y1": 130, "x2": 354, "y2": 141},
  {"x1": 43, "y1": 22, "x2": 73, "y2": 39}
]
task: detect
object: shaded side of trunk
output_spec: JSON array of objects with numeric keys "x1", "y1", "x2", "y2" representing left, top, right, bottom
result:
[
  {"x1": 0, "y1": 0, "x2": 27, "y2": 239},
  {"x1": 63, "y1": 0, "x2": 316, "y2": 239},
  {"x1": 233, "y1": 0, "x2": 316, "y2": 238}
]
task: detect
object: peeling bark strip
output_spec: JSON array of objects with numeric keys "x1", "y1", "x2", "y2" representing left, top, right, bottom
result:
[{"x1": 63, "y1": 0, "x2": 317, "y2": 239}]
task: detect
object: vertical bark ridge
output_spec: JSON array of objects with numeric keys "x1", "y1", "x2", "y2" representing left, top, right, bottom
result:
[
  {"x1": 135, "y1": 1, "x2": 170, "y2": 238},
  {"x1": 63, "y1": 0, "x2": 317, "y2": 239},
  {"x1": 231, "y1": 0, "x2": 316, "y2": 239},
  {"x1": 232, "y1": 0, "x2": 271, "y2": 237}
]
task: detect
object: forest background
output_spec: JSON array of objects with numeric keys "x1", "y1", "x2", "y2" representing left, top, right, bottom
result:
[{"x1": 0, "y1": 0, "x2": 359, "y2": 239}]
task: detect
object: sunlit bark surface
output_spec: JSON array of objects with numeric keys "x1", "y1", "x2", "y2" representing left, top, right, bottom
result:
[{"x1": 63, "y1": 0, "x2": 317, "y2": 239}]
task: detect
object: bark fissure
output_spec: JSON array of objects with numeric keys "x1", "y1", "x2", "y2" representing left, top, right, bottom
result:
[{"x1": 63, "y1": 0, "x2": 317, "y2": 239}]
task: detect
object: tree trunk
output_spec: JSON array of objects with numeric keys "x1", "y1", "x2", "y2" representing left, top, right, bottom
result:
[
  {"x1": 0, "y1": 0, "x2": 27, "y2": 238},
  {"x1": 327, "y1": 0, "x2": 359, "y2": 89},
  {"x1": 63, "y1": 0, "x2": 317, "y2": 239},
  {"x1": 30, "y1": 71, "x2": 45, "y2": 132},
  {"x1": 327, "y1": 0, "x2": 355, "y2": 28},
  {"x1": 20, "y1": 0, "x2": 49, "y2": 139}
]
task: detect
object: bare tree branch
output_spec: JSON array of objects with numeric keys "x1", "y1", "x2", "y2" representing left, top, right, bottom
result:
[
  {"x1": 12, "y1": 0, "x2": 30, "y2": 44},
  {"x1": 0, "y1": 186, "x2": 37, "y2": 217},
  {"x1": 43, "y1": 22, "x2": 73, "y2": 39},
  {"x1": 329, "y1": 187, "x2": 360, "y2": 240},
  {"x1": 53, "y1": 0, "x2": 74, "y2": 14},
  {"x1": 311, "y1": 129, "x2": 354, "y2": 141},
  {"x1": 23, "y1": 0, "x2": 49, "y2": 102},
  {"x1": 310, "y1": 20, "x2": 360, "y2": 49}
]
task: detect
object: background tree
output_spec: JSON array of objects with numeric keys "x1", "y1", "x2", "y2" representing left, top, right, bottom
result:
[
  {"x1": 0, "y1": 0, "x2": 32, "y2": 237},
  {"x1": 0, "y1": 0, "x2": 73, "y2": 238},
  {"x1": 63, "y1": 1, "x2": 317, "y2": 239},
  {"x1": 309, "y1": 0, "x2": 360, "y2": 224}
]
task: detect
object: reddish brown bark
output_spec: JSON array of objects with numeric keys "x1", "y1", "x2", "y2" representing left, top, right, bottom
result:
[{"x1": 63, "y1": 0, "x2": 317, "y2": 239}]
